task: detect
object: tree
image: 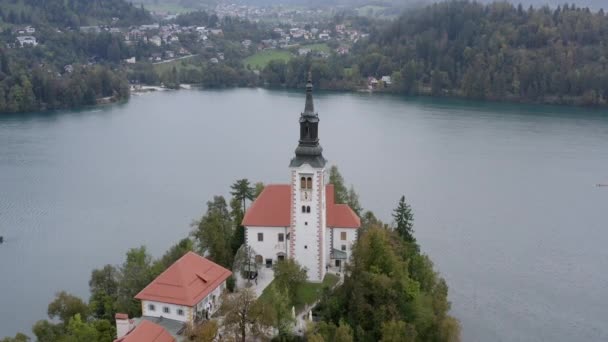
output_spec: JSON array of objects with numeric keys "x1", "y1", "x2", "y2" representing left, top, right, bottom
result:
[
  {"x1": 232, "y1": 244, "x2": 259, "y2": 284},
  {"x1": 220, "y1": 289, "x2": 269, "y2": 342},
  {"x1": 253, "y1": 182, "x2": 265, "y2": 197},
  {"x1": 381, "y1": 320, "x2": 417, "y2": 342},
  {"x1": 151, "y1": 238, "x2": 193, "y2": 277},
  {"x1": 33, "y1": 320, "x2": 63, "y2": 342},
  {"x1": 265, "y1": 284, "x2": 295, "y2": 338},
  {"x1": 89, "y1": 265, "x2": 119, "y2": 321},
  {"x1": 346, "y1": 186, "x2": 362, "y2": 217},
  {"x1": 334, "y1": 321, "x2": 354, "y2": 342},
  {"x1": 392, "y1": 195, "x2": 415, "y2": 243},
  {"x1": 62, "y1": 314, "x2": 99, "y2": 342},
  {"x1": 230, "y1": 196, "x2": 245, "y2": 255},
  {"x1": 273, "y1": 259, "x2": 308, "y2": 306},
  {"x1": 230, "y1": 179, "x2": 255, "y2": 213},
  {"x1": 329, "y1": 166, "x2": 348, "y2": 204},
  {"x1": 0, "y1": 333, "x2": 29, "y2": 342},
  {"x1": 191, "y1": 196, "x2": 234, "y2": 267},
  {"x1": 47, "y1": 292, "x2": 89, "y2": 326},
  {"x1": 186, "y1": 320, "x2": 219, "y2": 342},
  {"x1": 116, "y1": 247, "x2": 153, "y2": 317},
  {"x1": 92, "y1": 320, "x2": 115, "y2": 342}
]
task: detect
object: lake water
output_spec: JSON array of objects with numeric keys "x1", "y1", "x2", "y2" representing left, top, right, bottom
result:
[{"x1": 1, "y1": 89, "x2": 607, "y2": 341}]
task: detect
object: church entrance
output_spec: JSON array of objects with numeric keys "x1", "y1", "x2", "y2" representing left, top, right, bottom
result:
[{"x1": 277, "y1": 252, "x2": 285, "y2": 261}]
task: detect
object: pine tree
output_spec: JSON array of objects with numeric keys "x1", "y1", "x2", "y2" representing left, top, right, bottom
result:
[
  {"x1": 329, "y1": 165, "x2": 348, "y2": 204},
  {"x1": 392, "y1": 195, "x2": 415, "y2": 243},
  {"x1": 230, "y1": 179, "x2": 254, "y2": 213}
]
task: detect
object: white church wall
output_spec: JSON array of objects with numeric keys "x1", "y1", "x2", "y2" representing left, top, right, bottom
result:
[
  {"x1": 246, "y1": 226, "x2": 289, "y2": 266},
  {"x1": 329, "y1": 228, "x2": 358, "y2": 262}
]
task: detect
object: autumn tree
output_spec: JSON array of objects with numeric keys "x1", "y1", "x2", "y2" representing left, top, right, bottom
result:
[
  {"x1": 220, "y1": 289, "x2": 270, "y2": 342},
  {"x1": 185, "y1": 320, "x2": 219, "y2": 342}
]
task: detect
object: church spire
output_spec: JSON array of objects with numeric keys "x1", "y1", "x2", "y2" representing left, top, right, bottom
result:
[
  {"x1": 304, "y1": 72, "x2": 314, "y2": 114},
  {"x1": 289, "y1": 73, "x2": 327, "y2": 168}
]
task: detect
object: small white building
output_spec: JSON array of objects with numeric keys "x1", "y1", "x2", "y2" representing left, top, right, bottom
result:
[
  {"x1": 16, "y1": 36, "x2": 37, "y2": 47},
  {"x1": 149, "y1": 36, "x2": 162, "y2": 47},
  {"x1": 135, "y1": 252, "x2": 232, "y2": 324},
  {"x1": 381, "y1": 75, "x2": 392, "y2": 86},
  {"x1": 243, "y1": 78, "x2": 360, "y2": 282}
]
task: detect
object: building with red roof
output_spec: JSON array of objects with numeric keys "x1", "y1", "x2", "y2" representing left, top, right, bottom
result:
[
  {"x1": 242, "y1": 76, "x2": 360, "y2": 281},
  {"x1": 114, "y1": 315, "x2": 175, "y2": 342},
  {"x1": 134, "y1": 251, "x2": 231, "y2": 325}
]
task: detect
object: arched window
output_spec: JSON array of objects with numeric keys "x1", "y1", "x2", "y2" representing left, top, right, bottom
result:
[
  {"x1": 300, "y1": 177, "x2": 306, "y2": 189},
  {"x1": 306, "y1": 206, "x2": 311, "y2": 213},
  {"x1": 306, "y1": 177, "x2": 313, "y2": 190},
  {"x1": 302, "y1": 205, "x2": 306, "y2": 213}
]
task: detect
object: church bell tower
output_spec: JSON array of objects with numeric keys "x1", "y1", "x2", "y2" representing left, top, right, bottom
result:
[{"x1": 288, "y1": 74, "x2": 327, "y2": 282}]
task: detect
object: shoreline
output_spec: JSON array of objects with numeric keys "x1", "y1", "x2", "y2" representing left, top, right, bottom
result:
[{"x1": 3, "y1": 84, "x2": 608, "y2": 115}]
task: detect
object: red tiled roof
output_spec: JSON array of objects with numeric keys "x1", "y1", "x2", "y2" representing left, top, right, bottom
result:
[
  {"x1": 242, "y1": 184, "x2": 291, "y2": 227},
  {"x1": 114, "y1": 320, "x2": 175, "y2": 342},
  {"x1": 242, "y1": 183, "x2": 360, "y2": 229},
  {"x1": 115, "y1": 313, "x2": 128, "y2": 320},
  {"x1": 135, "y1": 252, "x2": 231, "y2": 306},
  {"x1": 325, "y1": 185, "x2": 360, "y2": 228}
]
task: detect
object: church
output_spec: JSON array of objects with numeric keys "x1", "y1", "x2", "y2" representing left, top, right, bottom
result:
[{"x1": 242, "y1": 77, "x2": 360, "y2": 282}]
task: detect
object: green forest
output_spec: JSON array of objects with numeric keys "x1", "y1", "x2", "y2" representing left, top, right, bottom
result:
[
  {"x1": 3, "y1": 0, "x2": 608, "y2": 113},
  {"x1": 0, "y1": 0, "x2": 150, "y2": 27},
  {"x1": 259, "y1": 1, "x2": 608, "y2": 106},
  {"x1": 0, "y1": 0, "x2": 149, "y2": 113}
]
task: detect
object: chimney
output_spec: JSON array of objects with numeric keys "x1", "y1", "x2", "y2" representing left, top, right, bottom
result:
[{"x1": 115, "y1": 313, "x2": 131, "y2": 339}]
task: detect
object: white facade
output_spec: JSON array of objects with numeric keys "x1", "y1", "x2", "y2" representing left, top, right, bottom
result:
[
  {"x1": 326, "y1": 227, "x2": 358, "y2": 267},
  {"x1": 142, "y1": 300, "x2": 191, "y2": 323},
  {"x1": 246, "y1": 226, "x2": 289, "y2": 266},
  {"x1": 141, "y1": 280, "x2": 226, "y2": 323},
  {"x1": 290, "y1": 163, "x2": 326, "y2": 282}
]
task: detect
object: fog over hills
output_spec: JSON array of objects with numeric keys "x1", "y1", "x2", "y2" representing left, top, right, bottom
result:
[{"x1": 139, "y1": 0, "x2": 606, "y2": 12}]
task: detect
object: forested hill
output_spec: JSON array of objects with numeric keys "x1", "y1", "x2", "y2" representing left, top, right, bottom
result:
[
  {"x1": 0, "y1": 0, "x2": 151, "y2": 27},
  {"x1": 362, "y1": 1, "x2": 608, "y2": 105}
]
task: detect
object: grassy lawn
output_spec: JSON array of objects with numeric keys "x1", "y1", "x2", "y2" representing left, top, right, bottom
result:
[
  {"x1": 243, "y1": 50, "x2": 292, "y2": 70},
  {"x1": 301, "y1": 43, "x2": 331, "y2": 53},
  {"x1": 153, "y1": 56, "x2": 200, "y2": 74},
  {"x1": 258, "y1": 273, "x2": 340, "y2": 312}
]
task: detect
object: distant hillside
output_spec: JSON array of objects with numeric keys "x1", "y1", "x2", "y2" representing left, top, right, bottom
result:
[
  {"x1": 478, "y1": 0, "x2": 606, "y2": 11},
  {"x1": 0, "y1": 0, "x2": 152, "y2": 27},
  {"x1": 362, "y1": 0, "x2": 608, "y2": 105}
]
